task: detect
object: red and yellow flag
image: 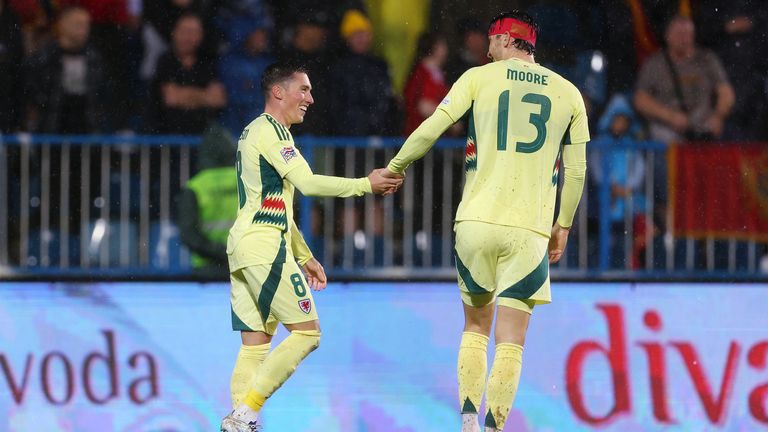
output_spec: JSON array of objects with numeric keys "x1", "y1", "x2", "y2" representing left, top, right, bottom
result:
[{"x1": 670, "y1": 144, "x2": 768, "y2": 241}]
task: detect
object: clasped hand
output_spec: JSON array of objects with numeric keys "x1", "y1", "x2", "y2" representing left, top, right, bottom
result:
[{"x1": 367, "y1": 168, "x2": 405, "y2": 196}]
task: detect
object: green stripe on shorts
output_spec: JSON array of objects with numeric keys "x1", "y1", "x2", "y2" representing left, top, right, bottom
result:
[
  {"x1": 231, "y1": 305, "x2": 254, "y2": 331},
  {"x1": 454, "y1": 249, "x2": 489, "y2": 295},
  {"x1": 257, "y1": 237, "x2": 287, "y2": 323},
  {"x1": 498, "y1": 253, "x2": 548, "y2": 299}
]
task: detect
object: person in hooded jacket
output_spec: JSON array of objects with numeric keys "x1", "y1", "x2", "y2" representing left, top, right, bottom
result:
[
  {"x1": 218, "y1": 12, "x2": 275, "y2": 136},
  {"x1": 589, "y1": 94, "x2": 649, "y2": 269},
  {"x1": 177, "y1": 123, "x2": 239, "y2": 275}
]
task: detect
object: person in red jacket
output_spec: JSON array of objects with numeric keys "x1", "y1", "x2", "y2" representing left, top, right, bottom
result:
[{"x1": 403, "y1": 32, "x2": 449, "y2": 135}]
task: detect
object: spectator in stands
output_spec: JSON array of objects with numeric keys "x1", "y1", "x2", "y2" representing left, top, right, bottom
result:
[
  {"x1": 325, "y1": 9, "x2": 396, "y2": 265},
  {"x1": 177, "y1": 124, "x2": 238, "y2": 275},
  {"x1": 218, "y1": 11, "x2": 275, "y2": 135},
  {"x1": 59, "y1": 0, "x2": 139, "y2": 131},
  {"x1": 402, "y1": 32, "x2": 459, "y2": 264},
  {"x1": 695, "y1": 1, "x2": 768, "y2": 141},
  {"x1": 596, "y1": 0, "x2": 682, "y2": 97},
  {"x1": 146, "y1": 13, "x2": 226, "y2": 134},
  {"x1": 217, "y1": 0, "x2": 272, "y2": 26},
  {"x1": 7, "y1": 0, "x2": 55, "y2": 55},
  {"x1": 634, "y1": 15, "x2": 734, "y2": 259},
  {"x1": 634, "y1": 15, "x2": 735, "y2": 144},
  {"x1": 280, "y1": 10, "x2": 332, "y2": 136},
  {"x1": 24, "y1": 5, "x2": 108, "y2": 133},
  {"x1": 445, "y1": 17, "x2": 488, "y2": 85},
  {"x1": 529, "y1": 2, "x2": 605, "y2": 121},
  {"x1": 0, "y1": 0, "x2": 23, "y2": 132},
  {"x1": 589, "y1": 94, "x2": 649, "y2": 269},
  {"x1": 328, "y1": 9, "x2": 395, "y2": 136},
  {"x1": 403, "y1": 32, "x2": 449, "y2": 135},
  {"x1": 140, "y1": 0, "x2": 217, "y2": 83}
]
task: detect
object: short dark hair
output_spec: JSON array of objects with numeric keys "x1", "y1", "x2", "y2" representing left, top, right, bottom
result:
[
  {"x1": 174, "y1": 12, "x2": 203, "y2": 29},
  {"x1": 414, "y1": 32, "x2": 447, "y2": 63},
  {"x1": 488, "y1": 10, "x2": 539, "y2": 55},
  {"x1": 58, "y1": 5, "x2": 89, "y2": 21},
  {"x1": 260, "y1": 61, "x2": 309, "y2": 97},
  {"x1": 457, "y1": 17, "x2": 485, "y2": 37}
]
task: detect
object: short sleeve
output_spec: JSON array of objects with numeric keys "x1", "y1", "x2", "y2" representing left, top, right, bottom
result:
[
  {"x1": 635, "y1": 55, "x2": 661, "y2": 94},
  {"x1": 704, "y1": 50, "x2": 729, "y2": 85},
  {"x1": 436, "y1": 68, "x2": 475, "y2": 122},
  {"x1": 566, "y1": 85, "x2": 591, "y2": 144}
]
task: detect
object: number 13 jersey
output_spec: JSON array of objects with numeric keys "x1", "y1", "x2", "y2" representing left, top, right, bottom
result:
[{"x1": 439, "y1": 58, "x2": 590, "y2": 236}]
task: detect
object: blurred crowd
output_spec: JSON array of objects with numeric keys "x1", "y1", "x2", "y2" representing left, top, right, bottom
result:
[
  {"x1": 1, "y1": 0, "x2": 768, "y2": 271},
  {"x1": 0, "y1": 0, "x2": 766, "y2": 141}
]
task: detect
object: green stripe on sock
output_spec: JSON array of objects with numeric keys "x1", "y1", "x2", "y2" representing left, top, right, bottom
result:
[
  {"x1": 485, "y1": 410, "x2": 497, "y2": 428},
  {"x1": 462, "y1": 397, "x2": 477, "y2": 414}
]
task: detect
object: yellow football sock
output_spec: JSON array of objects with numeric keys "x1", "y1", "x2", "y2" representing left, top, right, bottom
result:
[
  {"x1": 485, "y1": 343, "x2": 524, "y2": 430},
  {"x1": 457, "y1": 332, "x2": 489, "y2": 414},
  {"x1": 230, "y1": 343, "x2": 270, "y2": 408},
  {"x1": 243, "y1": 330, "x2": 321, "y2": 412}
]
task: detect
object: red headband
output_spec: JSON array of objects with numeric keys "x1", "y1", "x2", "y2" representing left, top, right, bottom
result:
[{"x1": 488, "y1": 17, "x2": 537, "y2": 46}]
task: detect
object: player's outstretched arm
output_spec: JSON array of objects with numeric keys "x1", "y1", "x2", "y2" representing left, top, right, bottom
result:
[
  {"x1": 302, "y1": 257, "x2": 327, "y2": 291},
  {"x1": 387, "y1": 109, "x2": 455, "y2": 175},
  {"x1": 286, "y1": 162, "x2": 401, "y2": 197}
]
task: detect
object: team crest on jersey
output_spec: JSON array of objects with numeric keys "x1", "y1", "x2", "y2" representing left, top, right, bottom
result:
[
  {"x1": 440, "y1": 96, "x2": 451, "y2": 105},
  {"x1": 298, "y1": 299, "x2": 312, "y2": 314},
  {"x1": 280, "y1": 146, "x2": 297, "y2": 163}
]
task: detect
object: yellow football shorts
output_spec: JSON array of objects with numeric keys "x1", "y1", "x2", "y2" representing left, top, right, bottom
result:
[
  {"x1": 454, "y1": 220, "x2": 551, "y2": 314},
  {"x1": 230, "y1": 259, "x2": 318, "y2": 335}
]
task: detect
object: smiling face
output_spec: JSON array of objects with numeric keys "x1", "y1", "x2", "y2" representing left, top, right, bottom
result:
[{"x1": 279, "y1": 72, "x2": 314, "y2": 125}]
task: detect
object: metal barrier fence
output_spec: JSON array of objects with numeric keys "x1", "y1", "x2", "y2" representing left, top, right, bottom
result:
[
  {"x1": 0, "y1": 134, "x2": 766, "y2": 279},
  {"x1": 0, "y1": 134, "x2": 199, "y2": 274}
]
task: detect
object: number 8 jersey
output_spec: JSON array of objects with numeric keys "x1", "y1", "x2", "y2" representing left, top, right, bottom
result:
[{"x1": 439, "y1": 58, "x2": 589, "y2": 236}]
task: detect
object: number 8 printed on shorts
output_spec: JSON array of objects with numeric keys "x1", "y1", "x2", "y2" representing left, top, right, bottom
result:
[{"x1": 290, "y1": 273, "x2": 307, "y2": 297}]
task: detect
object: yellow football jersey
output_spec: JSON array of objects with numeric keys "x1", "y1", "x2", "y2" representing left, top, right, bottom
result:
[
  {"x1": 227, "y1": 113, "x2": 305, "y2": 270},
  {"x1": 438, "y1": 58, "x2": 590, "y2": 236}
]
